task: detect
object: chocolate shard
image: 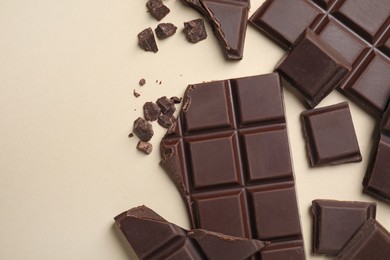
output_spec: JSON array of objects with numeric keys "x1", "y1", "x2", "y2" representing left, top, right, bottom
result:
[
  {"x1": 276, "y1": 29, "x2": 350, "y2": 108},
  {"x1": 137, "y1": 27, "x2": 158, "y2": 53},
  {"x1": 155, "y1": 23, "x2": 177, "y2": 39},
  {"x1": 143, "y1": 101, "x2": 161, "y2": 121},
  {"x1": 133, "y1": 117, "x2": 154, "y2": 142},
  {"x1": 311, "y1": 199, "x2": 376, "y2": 256},
  {"x1": 183, "y1": 18, "x2": 207, "y2": 43},
  {"x1": 170, "y1": 96, "x2": 182, "y2": 104},
  {"x1": 160, "y1": 73, "x2": 305, "y2": 259},
  {"x1": 336, "y1": 219, "x2": 390, "y2": 260},
  {"x1": 146, "y1": 0, "x2": 170, "y2": 21},
  {"x1": 181, "y1": 0, "x2": 250, "y2": 60},
  {"x1": 114, "y1": 205, "x2": 267, "y2": 260},
  {"x1": 136, "y1": 141, "x2": 153, "y2": 155},
  {"x1": 158, "y1": 114, "x2": 174, "y2": 128},
  {"x1": 156, "y1": 96, "x2": 175, "y2": 115}
]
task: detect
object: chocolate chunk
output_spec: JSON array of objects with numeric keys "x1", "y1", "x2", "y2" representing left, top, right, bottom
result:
[
  {"x1": 312, "y1": 199, "x2": 376, "y2": 256},
  {"x1": 301, "y1": 102, "x2": 361, "y2": 166},
  {"x1": 146, "y1": 0, "x2": 170, "y2": 21},
  {"x1": 128, "y1": 133, "x2": 134, "y2": 138},
  {"x1": 133, "y1": 117, "x2": 154, "y2": 142},
  {"x1": 137, "y1": 27, "x2": 158, "y2": 53},
  {"x1": 155, "y1": 23, "x2": 177, "y2": 39},
  {"x1": 114, "y1": 205, "x2": 267, "y2": 260},
  {"x1": 250, "y1": 0, "x2": 390, "y2": 116},
  {"x1": 183, "y1": 18, "x2": 207, "y2": 43},
  {"x1": 137, "y1": 141, "x2": 153, "y2": 154},
  {"x1": 158, "y1": 114, "x2": 174, "y2": 128},
  {"x1": 139, "y1": 78, "x2": 146, "y2": 86},
  {"x1": 182, "y1": 0, "x2": 250, "y2": 60},
  {"x1": 143, "y1": 102, "x2": 161, "y2": 121},
  {"x1": 276, "y1": 29, "x2": 350, "y2": 108},
  {"x1": 170, "y1": 96, "x2": 182, "y2": 104},
  {"x1": 336, "y1": 219, "x2": 390, "y2": 260},
  {"x1": 133, "y1": 89, "x2": 140, "y2": 98},
  {"x1": 160, "y1": 73, "x2": 305, "y2": 259},
  {"x1": 156, "y1": 96, "x2": 175, "y2": 115}
]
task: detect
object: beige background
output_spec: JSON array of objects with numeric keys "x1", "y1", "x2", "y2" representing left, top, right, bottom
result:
[{"x1": 0, "y1": 0, "x2": 389, "y2": 259}]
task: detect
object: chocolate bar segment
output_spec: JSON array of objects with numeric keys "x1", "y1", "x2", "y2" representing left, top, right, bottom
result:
[
  {"x1": 336, "y1": 218, "x2": 390, "y2": 260},
  {"x1": 312, "y1": 199, "x2": 376, "y2": 256},
  {"x1": 160, "y1": 73, "x2": 305, "y2": 259},
  {"x1": 301, "y1": 102, "x2": 361, "y2": 166},
  {"x1": 114, "y1": 205, "x2": 266, "y2": 260}
]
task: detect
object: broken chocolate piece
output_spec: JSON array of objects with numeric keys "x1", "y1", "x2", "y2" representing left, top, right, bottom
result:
[
  {"x1": 158, "y1": 114, "x2": 174, "y2": 128},
  {"x1": 146, "y1": 0, "x2": 170, "y2": 21},
  {"x1": 128, "y1": 133, "x2": 134, "y2": 138},
  {"x1": 137, "y1": 141, "x2": 153, "y2": 155},
  {"x1": 170, "y1": 96, "x2": 182, "y2": 104},
  {"x1": 301, "y1": 102, "x2": 362, "y2": 166},
  {"x1": 312, "y1": 199, "x2": 376, "y2": 256},
  {"x1": 133, "y1": 117, "x2": 154, "y2": 142},
  {"x1": 114, "y1": 205, "x2": 267, "y2": 260},
  {"x1": 139, "y1": 78, "x2": 146, "y2": 86},
  {"x1": 133, "y1": 89, "x2": 140, "y2": 98},
  {"x1": 183, "y1": 18, "x2": 207, "y2": 43},
  {"x1": 155, "y1": 23, "x2": 177, "y2": 39},
  {"x1": 143, "y1": 102, "x2": 161, "y2": 121},
  {"x1": 137, "y1": 27, "x2": 158, "y2": 53},
  {"x1": 156, "y1": 96, "x2": 175, "y2": 115}
]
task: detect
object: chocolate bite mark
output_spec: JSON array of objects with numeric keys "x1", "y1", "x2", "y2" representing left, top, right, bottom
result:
[
  {"x1": 146, "y1": 0, "x2": 170, "y2": 21},
  {"x1": 137, "y1": 141, "x2": 153, "y2": 155},
  {"x1": 183, "y1": 18, "x2": 207, "y2": 43},
  {"x1": 311, "y1": 199, "x2": 376, "y2": 256},
  {"x1": 133, "y1": 117, "x2": 154, "y2": 142},
  {"x1": 155, "y1": 23, "x2": 177, "y2": 39},
  {"x1": 301, "y1": 102, "x2": 361, "y2": 166},
  {"x1": 137, "y1": 27, "x2": 158, "y2": 53},
  {"x1": 143, "y1": 102, "x2": 161, "y2": 121}
]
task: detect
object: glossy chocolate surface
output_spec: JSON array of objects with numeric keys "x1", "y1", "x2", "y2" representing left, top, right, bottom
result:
[
  {"x1": 312, "y1": 199, "x2": 376, "y2": 256},
  {"x1": 301, "y1": 102, "x2": 361, "y2": 166},
  {"x1": 160, "y1": 73, "x2": 305, "y2": 259},
  {"x1": 250, "y1": 0, "x2": 390, "y2": 117}
]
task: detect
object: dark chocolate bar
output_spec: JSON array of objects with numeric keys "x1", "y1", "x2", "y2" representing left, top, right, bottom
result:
[
  {"x1": 301, "y1": 102, "x2": 362, "y2": 166},
  {"x1": 336, "y1": 218, "x2": 390, "y2": 260},
  {"x1": 181, "y1": 0, "x2": 250, "y2": 60},
  {"x1": 250, "y1": 0, "x2": 390, "y2": 117},
  {"x1": 160, "y1": 73, "x2": 305, "y2": 259},
  {"x1": 311, "y1": 199, "x2": 376, "y2": 256},
  {"x1": 114, "y1": 205, "x2": 267, "y2": 260}
]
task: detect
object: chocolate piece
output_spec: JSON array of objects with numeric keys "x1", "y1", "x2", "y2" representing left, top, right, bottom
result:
[
  {"x1": 143, "y1": 102, "x2": 161, "y2": 121},
  {"x1": 146, "y1": 0, "x2": 170, "y2": 21},
  {"x1": 114, "y1": 205, "x2": 266, "y2": 260},
  {"x1": 336, "y1": 219, "x2": 390, "y2": 260},
  {"x1": 155, "y1": 23, "x2": 177, "y2": 39},
  {"x1": 301, "y1": 102, "x2": 361, "y2": 166},
  {"x1": 139, "y1": 78, "x2": 146, "y2": 86},
  {"x1": 137, "y1": 27, "x2": 158, "y2": 53},
  {"x1": 181, "y1": 0, "x2": 250, "y2": 60},
  {"x1": 160, "y1": 73, "x2": 305, "y2": 259},
  {"x1": 250, "y1": 0, "x2": 390, "y2": 116},
  {"x1": 156, "y1": 96, "x2": 175, "y2": 115},
  {"x1": 183, "y1": 18, "x2": 207, "y2": 43},
  {"x1": 128, "y1": 133, "x2": 134, "y2": 138},
  {"x1": 276, "y1": 29, "x2": 350, "y2": 108},
  {"x1": 158, "y1": 114, "x2": 174, "y2": 129},
  {"x1": 133, "y1": 89, "x2": 140, "y2": 98},
  {"x1": 170, "y1": 96, "x2": 182, "y2": 104},
  {"x1": 137, "y1": 141, "x2": 153, "y2": 154},
  {"x1": 133, "y1": 117, "x2": 154, "y2": 142},
  {"x1": 312, "y1": 199, "x2": 376, "y2": 256}
]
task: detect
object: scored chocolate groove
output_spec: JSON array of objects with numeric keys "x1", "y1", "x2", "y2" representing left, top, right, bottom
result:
[
  {"x1": 249, "y1": 0, "x2": 390, "y2": 117},
  {"x1": 160, "y1": 73, "x2": 305, "y2": 259}
]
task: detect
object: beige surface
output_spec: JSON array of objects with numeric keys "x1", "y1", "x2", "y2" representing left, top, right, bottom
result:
[{"x1": 0, "y1": 0, "x2": 389, "y2": 259}]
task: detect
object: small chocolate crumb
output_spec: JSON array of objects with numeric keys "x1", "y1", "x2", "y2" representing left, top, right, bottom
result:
[
  {"x1": 158, "y1": 114, "x2": 174, "y2": 128},
  {"x1": 133, "y1": 89, "x2": 140, "y2": 98},
  {"x1": 155, "y1": 23, "x2": 177, "y2": 39},
  {"x1": 137, "y1": 141, "x2": 153, "y2": 154},
  {"x1": 139, "y1": 78, "x2": 146, "y2": 86},
  {"x1": 156, "y1": 96, "x2": 175, "y2": 115},
  {"x1": 183, "y1": 19, "x2": 207, "y2": 43},
  {"x1": 156, "y1": 80, "x2": 158, "y2": 83},
  {"x1": 138, "y1": 27, "x2": 158, "y2": 53},
  {"x1": 143, "y1": 102, "x2": 161, "y2": 121},
  {"x1": 128, "y1": 133, "x2": 134, "y2": 138},
  {"x1": 159, "y1": 81, "x2": 162, "y2": 85},
  {"x1": 146, "y1": 0, "x2": 170, "y2": 21},
  {"x1": 170, "y1": 96, "x2": 182, "y2": 104},
  {"x1": 133, "y1": 117, "x2": 154, "y2": 141}
]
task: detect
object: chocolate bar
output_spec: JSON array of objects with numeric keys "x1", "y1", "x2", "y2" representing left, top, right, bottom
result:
[
  {"x1": 336, "y1": 218, "x2": 390, "y2": 260},
  {"x1": 114, "y1": 205, "x2": 267, "y2": 260},
  {"x1": 250, "y1": 0, "x2": 390, "y2": 117},
  {"x1": 160, "y1": 73, "x2": 305, "y2": 259},
  {"x1": 312, "y1": 199, "x2": 376, "y2": 256},
  {"x1": 301, "y1": 102, "x2": 362, "y2": 166}
]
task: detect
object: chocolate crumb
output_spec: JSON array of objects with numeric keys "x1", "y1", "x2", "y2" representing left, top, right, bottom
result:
[
  {"x1": 138, "y1": 27, "x2": 158, "y2": 53},
  {"x1": 143, "y1": 102, "x2": 161, "y2": 121},
  {"x1": 158, "y1": 114, "x2": 174, "y2": 128},
  {"x1": 133, "y1": 89, "x2": 140, "y2": 98},
  {"x1": 183, "y1": 19, "x2": 207, "y2": 43},
  {"x1": 137, "y1": 141, "x2": 153, "y2": 154},
  {"x1": 128, "y1": 133, "x2": 134, "y2": 138},
  {"x1": 155, "y1": 23, "x2": 177, "y2": 39},
  {"x1": 133, "y1": 117, "x2": 154, "y2": 141},
  {"x1": 139, "y1": 78, "x2": 146, "y2": 86},
  {"x1": 156, "y1": 96, "x2": 175, "y2": 115},
  {"x1": 170, "y1": 96, "x2": 182, "y2": 104},
  {"x1": 146, "y1": 0, "x2": 170, "y2": 21}
]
